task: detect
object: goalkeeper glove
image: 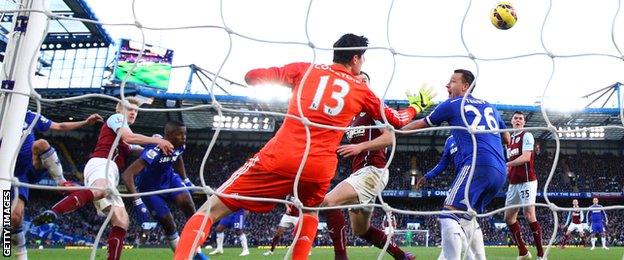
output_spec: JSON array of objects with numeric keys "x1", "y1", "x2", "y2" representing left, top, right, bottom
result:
[
  {"x1": 406, "y1": 84, "x2": 436, "y2": 114},
  {"x1": 133, "y1": 198, "x2": 151, "y2": 226}
]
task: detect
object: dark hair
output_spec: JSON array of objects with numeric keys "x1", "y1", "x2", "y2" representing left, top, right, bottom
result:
[
  {"x1": 454, "y1": 69, "x2": 475, "y2": 86},
  {"x1": 333, "y1": 34, "x2": 369, "y2": 64},
  {"x1": 165, "y1": 121, "x2": 185, "y2": 134},
  {"x1": 359, "y1": 71, "x2": 371, "y2": 82},
  {"x1": 512, "y1": 111, "x2": 525, "y2": 117}
]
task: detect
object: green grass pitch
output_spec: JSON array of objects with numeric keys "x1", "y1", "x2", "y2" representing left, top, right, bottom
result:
[{"x1": 16, "y1": 246, "x2": 623, "y2": 259}]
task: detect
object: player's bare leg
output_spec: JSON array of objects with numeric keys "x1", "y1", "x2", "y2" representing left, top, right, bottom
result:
[
  {"x1": 560, "y1": 229, "x2": 573, "y2": 248},
  {"x1": 11, "y1": 198, "x2": 28, "y2": 260},
  {"x1": 349, "y1": 209, "x2": 412, "y2": 260},
  {"x1": 175, "y1": 195, "x2": 232, "y2": 260},
  {"x1": 175, "y1": 192, "x2": 197, "y2": 218},
  {"x1": 504, "y1": 207, "x2": 531, "y2": 259},
  {"x1": 265, "y1": 226, "x2": 287, "y2": 255},
  {"x1": 155, "y1": 194, "x2": 207, "y2": 260},
  {"x1": 322, "y1": 180, "x2": 359, "y2": 260}
]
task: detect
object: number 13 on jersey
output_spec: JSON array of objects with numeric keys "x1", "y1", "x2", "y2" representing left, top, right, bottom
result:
[{"x1": 309, "y1": 75, "x2": 351, "y2": 116}]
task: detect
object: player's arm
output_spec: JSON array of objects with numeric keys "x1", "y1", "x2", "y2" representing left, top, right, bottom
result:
[
  {"x1": 121, "y1": 158, "x2": 147, "y2": 201},
  {"x1": 580, "y1": 210, "x2": 585, "y2": 223},
  {"x1": 496, "y1": 108, "x2": 511, "y2": 145},
  {"x1": 403, "y1": 99, "x2": 451, "y2": 131},
  {"x1": 424, "y1": 145, "x2": 451, "y2": 181},
  {"x1": 564, "y1": 211, "x2": 571, "y2": 227},
  {"x1": 507, "y1": 132, "x2": 534, "y2": 167},
  {"x1": 175, "y1": 155, "x2": 194, "y2": 187},
  {"x1": 117, "y1": 128, "x2": 173, "y2": 155},
  {"x1": 602, "y1": 210, "x2": 608, "y2": 225},
  {"x1": 417, "y1": 140, "x2": 451, "y2": 190},
  {"x1": 244, "y1": 62, "x2": 309, "y2": 88},
  {"x1": 106, "y1": 113, "x2": 173, "y2": 154},
  {"x1": 364, "y1": 86, "x2": 436, "y2": 129},
  {"x1": 49, "y1": 113, "x2": 103, "y2": 132},
  {"x1": 337, "y1": 127, "x2": 392, "y2": 157}
]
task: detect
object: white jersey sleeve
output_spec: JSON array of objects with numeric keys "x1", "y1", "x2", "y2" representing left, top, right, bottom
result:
[
  {"x1": 106, "y1": 113, "x2": 130, "y2": 133},
  {"x1": 522, "y1": 132, "x2": 534, "y2": 151}
]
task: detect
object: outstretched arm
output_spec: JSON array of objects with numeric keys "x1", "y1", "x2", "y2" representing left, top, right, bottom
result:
[
  {"x1": 424, "y1": 151, "x2": 451, "y2": 181},
  {"x1": 118, "y1": 127, "x2": 173, "y2": 155},
  {"x1": 49, "y1": 113, "x2": 103, "y2": 132},
  {"x1": 245, "y1": 62, "x2": 309, "y2": 88},
  {"x1": 337, "y1": 128, "x2": 392, "y2": 157}
]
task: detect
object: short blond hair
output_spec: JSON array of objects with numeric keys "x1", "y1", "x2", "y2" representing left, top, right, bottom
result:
[{"x1": 115, "y1": 97, "x2": 141, "y2": 113}]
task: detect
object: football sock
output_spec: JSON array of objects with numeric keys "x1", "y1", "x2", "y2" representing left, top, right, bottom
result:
[
  {"x1": 440, "y1": 217, "x2": 463, "y2": 260},
  {"x1": 529, "y1": 221, "x2": 544, "y2": 257},
  {"x1": 508, "y1": 221, "x2": 528, "y2": 256},
  {"x1": 325, "y1": 209, "x2": 347, "y2": 258},
  {"x1": 174, "y1": 213, "x2": 213, "y2": 260},
  {"x1": 292, "y1": 213, "x2": 318, "y2": 259},
  {"x1": 360, "y1": 226, "x2": 406, "y2": 260},
  {"x1": 107, "y1": 226, "x2": 126, "y2": 260},
  {"x1": 40, "y1": 147, "x2": 66, "y2": 184},
  {"x1": 459, "y1": 218, "x2": 485, "y2": 260},
  {"x1": 51, "y1": 189, "x2": 95, "y2": 215},
  {"x1": 216, "y1": 232, "x2": 224, "y2": 250},
  {"x1": 240, "y1": 233, "x2": 249, "y2": 252}
]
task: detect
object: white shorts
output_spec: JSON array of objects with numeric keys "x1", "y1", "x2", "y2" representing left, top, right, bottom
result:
[
  {"x1": 505, "y1": 180, "x2": 538, "y2": 207},
  {"x1": 344, "y1": 166, "x2": 389, "y2": 206},
  {"x1": 278, "y1": 214, "x2": 299, "y2": 229},
  {"x1": 84, "y1": 157, "x2": 124, "y2": 215},
  {"x1": 567, "y1": 223, "x2": 585, "y2": 234}
]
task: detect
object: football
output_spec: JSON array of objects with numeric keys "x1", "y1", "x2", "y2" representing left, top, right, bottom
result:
[{"x1": 490, "y1": 2, "x2": 517, "y2": 30}]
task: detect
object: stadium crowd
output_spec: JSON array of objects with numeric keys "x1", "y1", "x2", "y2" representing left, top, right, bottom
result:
[{"x1": 21, "y1": 135, "x2": 624, "y2": 249}]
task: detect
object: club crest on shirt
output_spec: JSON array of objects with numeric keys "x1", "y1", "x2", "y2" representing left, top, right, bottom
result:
[{"x1": 146, "y1": 149, "x2": 158, "y2": 159}]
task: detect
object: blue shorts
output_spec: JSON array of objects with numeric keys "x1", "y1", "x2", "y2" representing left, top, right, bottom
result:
[
  {"x1": 591, "y1": 223, "x2": 605, "y2": 234},
  {"x1": 443, "y1": 164, "x2": 506, "y2": 216},
  {"x1": 12, "y1": 152, "x2": 44, "y2": 204},
  {"x1": 218, "y1": 209, "x2": 245, "y2": 230},
  {"x1": 138, "y1": 172, "x2": 189, "y2": 219}
]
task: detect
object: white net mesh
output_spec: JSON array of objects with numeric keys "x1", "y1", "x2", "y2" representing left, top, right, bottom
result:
[{"x1": 0, "y1": 0, "x2": 623, "y2": 259}]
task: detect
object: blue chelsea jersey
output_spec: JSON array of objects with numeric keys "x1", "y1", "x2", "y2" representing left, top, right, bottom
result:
[{"x1": 425, "y1": 95, "x2": 507, "y2": 169}]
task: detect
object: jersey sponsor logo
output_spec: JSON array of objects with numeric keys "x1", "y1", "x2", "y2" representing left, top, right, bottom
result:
[
  {"x1": 508, "y1": 147, "x2": 520, "y2": 157},
  {"x1": 345, "y1": 128, "x2": 365, "y2": 140},
  {"x1": 158, "y1": 154, "x2": 179, "y2": 163}
]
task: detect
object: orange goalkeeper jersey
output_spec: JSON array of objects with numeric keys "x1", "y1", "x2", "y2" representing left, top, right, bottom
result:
[{"x1": 245, "y1": 62, "x2": 415, "y2": 183}]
